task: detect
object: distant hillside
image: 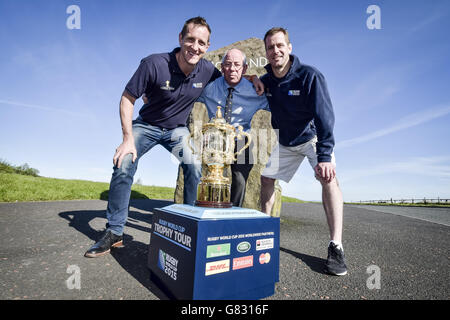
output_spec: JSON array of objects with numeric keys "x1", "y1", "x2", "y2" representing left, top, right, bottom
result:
[
  {"x1": 0, "y1": 159, "x2": 39, "y2": 177},
  {"x1": 0, "y1": 170, "x2": 304, "y2": 203},
  {"x1": 0, "y1": 171, "x2": 175, "y2": 202}
]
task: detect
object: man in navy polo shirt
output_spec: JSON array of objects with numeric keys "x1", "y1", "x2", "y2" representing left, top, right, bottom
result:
[
  {"x1": 259, "y1": 27, "x2": 347, "y2": 276},
  {"x1": 85, "y1": 17, "x2": 222, "y2": 258}
]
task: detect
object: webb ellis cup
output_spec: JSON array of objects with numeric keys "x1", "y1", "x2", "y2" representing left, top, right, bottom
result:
[{"x1": 188, "y1": 106, "x2": 251, "y2": 208}]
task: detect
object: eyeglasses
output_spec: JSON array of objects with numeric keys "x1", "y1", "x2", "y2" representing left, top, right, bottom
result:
[{"x1": 222, "y1": 62, "x2": 244, "y2": 71}]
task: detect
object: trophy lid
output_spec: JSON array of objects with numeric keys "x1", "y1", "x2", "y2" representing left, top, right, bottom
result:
[
  {"x1": 203, "y1": 105, "x2": 236, "y2": 135},
  {"x1": 213, "y1": 106, "x2": 226, "y2": 124}
]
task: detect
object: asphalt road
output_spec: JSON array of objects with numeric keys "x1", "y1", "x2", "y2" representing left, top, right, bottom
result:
[{"x1": 0, "y1": 200, "x2": 448, "y2": 300}]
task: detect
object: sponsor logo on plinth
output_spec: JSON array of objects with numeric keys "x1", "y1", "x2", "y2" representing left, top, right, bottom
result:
[
  {"x1": 232, "y1": 255, "x2": 253, "y2": 270},
  {"x1": 256, "y1": 238, "x2": 274, "y2": 251},
  {"x1": 205, "y1": 259, "x2": 230, "y2": 276},
  {"x1": 207, "y1": 243, "x2": 231, "y2": 258},
  {"x1": 237, "y1": 241, "x2": 251, "y2": 253},
  {"x1": 259, "y1": 252, "x2": 271, "y2": 264}
]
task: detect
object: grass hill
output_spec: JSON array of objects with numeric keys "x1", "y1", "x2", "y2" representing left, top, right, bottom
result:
[
  {"x1": 0, "y1": 160, "x2": 304, "y2": 203},
  {"x1": 0, "y1": 171, "x2": 175, "y2": 202}
]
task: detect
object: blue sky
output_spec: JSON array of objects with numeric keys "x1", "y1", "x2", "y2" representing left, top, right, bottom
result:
[{"x1": 1, "y1": 0, "x2": 449, "y2": 201}]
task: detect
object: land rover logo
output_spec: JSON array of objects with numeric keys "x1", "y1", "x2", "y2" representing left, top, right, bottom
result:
[{"x1": 237, "y1": 241, "x2": 251, "y2": 253}]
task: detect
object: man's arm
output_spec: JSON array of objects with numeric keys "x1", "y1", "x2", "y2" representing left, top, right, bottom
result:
[
  {"x1": 243, "y1": 74, "x2": 265, "y2": 96},
  {"x1": 113, "y1": 90, "x2": 137, "y2": 169},
  {"x1": 314, "y1": 162, "x2": 336, "y2": 184},
  {"x1": 309, "y1": 73, "x2": 336, "y2": 183}
]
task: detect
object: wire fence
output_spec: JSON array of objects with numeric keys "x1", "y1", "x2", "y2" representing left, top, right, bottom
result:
[{"x1": 356, "y1": 198, "x2": 450, "y2": 205}]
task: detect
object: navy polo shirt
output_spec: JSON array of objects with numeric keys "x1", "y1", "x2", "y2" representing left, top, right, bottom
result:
[
  {"x1": 125, "y1": 47, "x2": 221, "y2": 129},
  {"x1": 261, "y1": 54, "x2": 335, "y2": 162}
]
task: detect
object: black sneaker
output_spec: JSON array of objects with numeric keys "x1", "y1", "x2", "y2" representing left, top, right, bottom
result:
[
  {"x1": 324, "y1": 242, "x2": 347, "y2": 276},
  {"x1": 84, "y1": 231, "x2": 123, "y2": 258}
]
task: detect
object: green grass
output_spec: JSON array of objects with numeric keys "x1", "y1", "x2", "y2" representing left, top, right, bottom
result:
[
  {"x1": 0, "y1": 172, "x2": 175, "y2": 202},
  {"x1": 0, "y1": 172, "x2": 304, "y2": 203},
  {"x1": 281, "y1": 195, "x2": 305, "y2": 203},
  {"x1": 0, "y1": 159, "x2": 39, "y2": 176}
]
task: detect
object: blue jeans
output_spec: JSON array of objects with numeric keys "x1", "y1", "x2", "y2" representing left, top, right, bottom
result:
[{"x1": 106, "y1": 117, "x2": 201, "y2": 236}]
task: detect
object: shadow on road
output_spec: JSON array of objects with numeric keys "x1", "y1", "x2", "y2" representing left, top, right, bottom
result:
[
  {"x1": 59, "y1": 199, "x2": 173, "y2": 299},
  {"x1": 99, "y1": 190, "x2": 156, "y2": 201},
  {"x1": 280, "y1": 247, "x2": 327, "y2": 275}
]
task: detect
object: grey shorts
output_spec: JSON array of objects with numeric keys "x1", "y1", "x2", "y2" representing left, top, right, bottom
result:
[{"x1": 261, "y1": 136, "x2": 336, "y2": 183}]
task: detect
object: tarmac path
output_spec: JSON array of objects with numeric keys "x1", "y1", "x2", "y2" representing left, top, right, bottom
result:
[{"x1": 0, "y1": 200, "x2": 448, "y2": 300}]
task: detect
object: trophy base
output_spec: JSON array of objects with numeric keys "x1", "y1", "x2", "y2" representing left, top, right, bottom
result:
[
  {"x1": 194, "y1": 200, "x2": 232, "y2": 208},
  {"x1": 195, "y1": 179, "x2": 232, "y2": 208}
]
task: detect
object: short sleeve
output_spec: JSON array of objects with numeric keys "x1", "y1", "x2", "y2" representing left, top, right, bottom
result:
[{"x1": 124, "y1": 60, "x2": 153, "y2": 99}]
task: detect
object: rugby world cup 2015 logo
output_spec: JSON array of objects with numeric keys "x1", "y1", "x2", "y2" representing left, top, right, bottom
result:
[
  {"x1": 158, "y1": 250, "x2": 166, "y2": 271},
  {"x1": 158, "y1": 249, "x2": 178, "y2": 281}
]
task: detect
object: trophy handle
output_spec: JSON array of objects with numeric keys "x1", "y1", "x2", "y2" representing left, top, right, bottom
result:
[{"x1": 234, "y1": 125, "x2": 252, "y2": 159}]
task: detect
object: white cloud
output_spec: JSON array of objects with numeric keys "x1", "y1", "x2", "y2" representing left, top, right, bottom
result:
[
  {"x1": 0, "y1": 99, "x2": 94, "y2": 119},
  {"x1": 341, "y1": 156, "x2": 450, "y2": 183},
  {"x1": 337, "y1": 103, "x2": 450, "y2": 149},
  {"x1": 410, "y1": 10, "x2": 448, "y2": 33}
]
